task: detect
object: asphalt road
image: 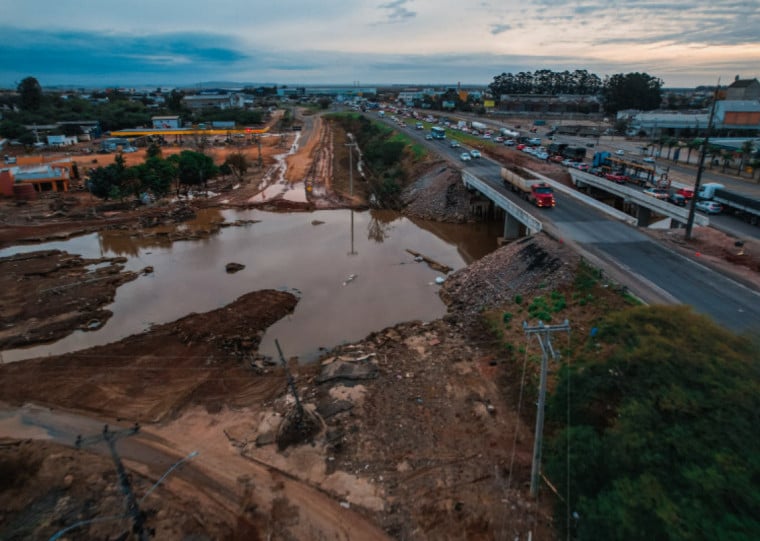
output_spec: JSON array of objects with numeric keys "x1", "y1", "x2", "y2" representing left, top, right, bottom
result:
[{"x1": 379, "y1": 114, "x2": 760, "y2": 333}]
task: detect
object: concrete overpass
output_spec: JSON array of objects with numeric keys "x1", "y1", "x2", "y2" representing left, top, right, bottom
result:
[
  {"x1": 462, "y1": 171, "x2": 542, "y2": 237},
  {"x1": 569, "y1": 170, "x2": 710, "y2": 227}
]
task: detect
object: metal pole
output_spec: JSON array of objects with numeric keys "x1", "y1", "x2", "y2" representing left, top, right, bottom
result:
[{"x1": 685, "y1": 82, "x2": 720, "y2": 240}]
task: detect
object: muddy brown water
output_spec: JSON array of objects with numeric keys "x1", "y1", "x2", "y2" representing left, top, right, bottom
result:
[{"x1": 1, "y1": 209, "x2": 500, "y2": 363}]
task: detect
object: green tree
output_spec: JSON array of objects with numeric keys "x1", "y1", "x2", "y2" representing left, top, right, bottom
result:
[
  {"x1": 169, "y1": 150, "x2": 218, "y2": 194},
  {"x1": 602, "y1": 72, "x2": 663, "y2": 114},
  {"x1": 738, "y1": 140, "x2": 754, "y2": 177},
  {"x1": 545, "y1": 305, "x2": 760, "y2": 541},
  {"x1": 134, "y1": 156, "x2": 176, "y2": 198},
  {"x1": 87, "y1": 154, "x2": 129, "y2": 200},
  {"x1": 17, "y1": 76, "x2": 43, "y2": 110},
  {"x1": 145, "y1": 142, "x2": 163, "y2": 160},
  {"x1": 685, "y1": 138, "x2": 702, "y2": 165}
]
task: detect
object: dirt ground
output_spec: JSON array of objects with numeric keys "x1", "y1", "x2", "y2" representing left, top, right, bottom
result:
[{"x1": 1, "y1": 110, "x2": 759, "y2": 540}]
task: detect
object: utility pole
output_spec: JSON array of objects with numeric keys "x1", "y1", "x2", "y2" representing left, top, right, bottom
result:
[
  {"x1": 345, "y1": 133, "x2": 358, "y2": 197},
  {"x1": 76, "y1": 424, "x2": 150, "y2": 541},
  {"x1": 523, "y1": 319, "x2": 570, "y2": 498},
  {"x1": 275, "y1": 339, "x2": 304, "y2": 427},
  {"x1": 685, "y1": 81, "x2": 720, "y2": 240}
]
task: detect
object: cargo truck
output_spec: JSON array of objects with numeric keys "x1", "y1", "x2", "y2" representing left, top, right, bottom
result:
[
  {"x1": 500, "y1": 166, "x2": 556, "y2": 208},
  {"x1": 471, "y1": 121, "x2": 488, "y2": 132},
  {"x1": 697, "y1": 183, "x2": 760, "y2": 225}
]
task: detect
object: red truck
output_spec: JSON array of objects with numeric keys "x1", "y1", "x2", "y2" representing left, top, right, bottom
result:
[{"x1": 500, "y1": 166, "x2": 556, "y2": 208}]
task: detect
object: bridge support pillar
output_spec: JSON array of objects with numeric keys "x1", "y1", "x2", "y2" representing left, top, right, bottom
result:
[
  {"x1": 503, "y1": 214, "x2": 522, "y2": 239},
  {"x1": 636, "y1": 205, "x2": 651, "y2": 227}
]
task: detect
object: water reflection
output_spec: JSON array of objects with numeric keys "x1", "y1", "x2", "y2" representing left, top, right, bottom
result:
[
  {"x1": 367, "y1": 209, "x2": 395, "y2": 243},
  {"x1": 1, "y1": 209, "x2": 501, "y2": 363}
]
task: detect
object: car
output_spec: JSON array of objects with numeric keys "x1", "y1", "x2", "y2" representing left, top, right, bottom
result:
[
  {"x1": 615, "y1": 149, "x2": 625, "y2": 156},
  {"x1": 516, "y1": 143, "x2": 526, "y2": 150},
  {"x1": 605, "y1": 173, "x2": 629, "y2": 183},
  {"x1": 676, "y1": 187, "x2": 695, "y2": 199},
  {"x1": 504, "y1": 139, "x2": 516, "y2": 146},
  {"x1": 561, "y1": 159, "x2": 575, "y2": 167},
  {"x1": 528, "y1": 137, "x2": 542, "y2": 146},
  {"x1": 575, "y1": 163, "x2": 590, "y2": 172},
  {"x1": 643, "y1": 188, "x2": 669, "y2": 199},
  {"x1": 643, "y1": 156, "x2": 655, "y2": 163},
  {"x1": 449, "y1": 140, "x2": 460, "y2": 148},
  {"x1": 535, "y1": 152, "x2": 549, "y2": 160},
  {"x1": 667, "y1": 193, "x2": 687, "y2": 206},
  {"x1": 550, "y1": 155, "x2": 564, "y2": 163},
  {"x1": 460, "y1": 152, "x2": 472, "y2": 161},
  {"x1": 695, "y1": 200, "x2": 722, "y2": 214},
  {"x1": 470, "y1": 149, "x2": 482, "y2": 158},
  {"x1": 425, "y1": 134, "x2": 433, "y2": 140}
]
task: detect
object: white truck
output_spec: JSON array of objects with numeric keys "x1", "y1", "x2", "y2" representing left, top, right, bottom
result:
[
  {"x1": 500, "y1": 128, "x2": 520, "y2": 138},
  {"x1": 698, "y1": 182, "x2": 760, "y2": 225},
  {"x1": 471, "y1": 121, "x2": 488, "y2": 132}
]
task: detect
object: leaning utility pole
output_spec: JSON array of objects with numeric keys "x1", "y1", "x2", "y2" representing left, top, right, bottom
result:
[
  {"x1": 523, "y1": 319, "x2": 571, "y2": 498},
  {"x1": 76, "y1": 424, "x2": 149, "y2": 541},
  {"x1": 685, "y1": 81, "x2": 720, "y2": 240},
  {"x1": 275, "y1": 339, "x2": 304, "y2": 426}
]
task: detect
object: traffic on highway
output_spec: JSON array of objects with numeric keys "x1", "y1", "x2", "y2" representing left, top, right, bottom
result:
[{"x1": 373, "y1": 108, "x2": 760, "y2": 332}]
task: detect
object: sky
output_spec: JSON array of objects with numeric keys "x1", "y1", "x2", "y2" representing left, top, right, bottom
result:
[{"x1": 1, "y1": 0, "x2": 759, "y2": 89}]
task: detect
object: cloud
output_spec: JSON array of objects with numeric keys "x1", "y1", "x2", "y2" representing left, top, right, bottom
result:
[
  {"x1": 490, "y1": 24, "x2": 511, "y2": 35},
  {"x1": 377, "y1": 0, "x2": 417, "y2": 23},
  {"x1": 0, "y1": 27, "x2": 249, "y2": 84}
]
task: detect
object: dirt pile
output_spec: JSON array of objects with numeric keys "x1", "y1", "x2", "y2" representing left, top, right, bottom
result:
[
  {"x1": 441, "y1": 234, "x2": 580, "y2": 326},
  {"x1": 401, "y1": 165, "x2": 473, "y2": 222}
]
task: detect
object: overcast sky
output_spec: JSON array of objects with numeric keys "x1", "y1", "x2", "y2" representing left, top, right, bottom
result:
[{"x1": 1, "y1": 0, "x2": 758, "y2": 89}]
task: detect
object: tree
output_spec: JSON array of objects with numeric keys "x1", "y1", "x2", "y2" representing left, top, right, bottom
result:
[
  {"x1": 545, "y1": 305, "x2": 760, "y2": 541},
  {"x1": 685, "y1": 139, "x2": 702, "y2": 166},
  {"x1": 87, "y1": 154, "x2": 130, "y2": 200},
  {"x1": 223, "y1": 152, "x2": 249, "y2": 181},
  {"x1": 134, "y1": 157, "x2": 176, "y2": 198},
  {"x1": 169, "y1": 150, "x2": 218, "y2": 194},
  {"x1": 17, "y1": 76, "x2": 43, "y2": 110},
  {"x1": 738, "y1": 140, "x2": 754, "y2": 177},
  {"x1": 602, "y1": 72, "x2": 663, "y2": 114}
]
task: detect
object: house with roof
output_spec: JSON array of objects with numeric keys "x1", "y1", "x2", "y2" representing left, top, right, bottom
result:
[{"x1": 725, "y1": 77, "x2": 760, "y2": 101}]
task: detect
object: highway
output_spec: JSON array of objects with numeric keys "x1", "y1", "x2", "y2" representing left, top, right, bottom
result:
[{"x1": 380, "y1": 113, "x2": 760, "y2": 333}]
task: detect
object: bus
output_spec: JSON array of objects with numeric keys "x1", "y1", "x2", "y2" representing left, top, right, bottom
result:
[{"x1": 431, "y1": 126, "x2": 446, "y2": 139}]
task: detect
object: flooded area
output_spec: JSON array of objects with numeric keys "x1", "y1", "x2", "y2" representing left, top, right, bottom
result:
[{"x1": 0, "y1": 209, "x2": 500, "y2": 363}]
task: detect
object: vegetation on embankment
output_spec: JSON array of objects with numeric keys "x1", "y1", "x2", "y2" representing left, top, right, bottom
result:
[
  {"x1": 542, "y1": 305, "x2": 759, "y2": 540},
  {"x1": 479, "y1": 254, "x2": 758, "y2": 541},
  {"x1": 326, "y1": 113, "x2": 436, "y2": 208}
]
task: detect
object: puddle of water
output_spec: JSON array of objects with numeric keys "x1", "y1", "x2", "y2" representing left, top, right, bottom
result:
[{"x1": 0, "y1": 209, "x2": 500, "y2": 363}]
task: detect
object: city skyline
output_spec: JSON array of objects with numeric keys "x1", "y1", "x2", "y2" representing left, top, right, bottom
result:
[{"x1": 1, "y1": 0, "x2": 759, "y2": 89}]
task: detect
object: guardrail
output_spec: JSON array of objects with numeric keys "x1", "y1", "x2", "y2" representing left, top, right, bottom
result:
[
  {"x1": 530, "y1": 170, "x2": 638, "y2": 226},
  {"x1": 568, "y1": 170, "x2": 710, "y2": 227},
  {"x1": 462, "y1": 171, "x2": 542, "y2": 233}
]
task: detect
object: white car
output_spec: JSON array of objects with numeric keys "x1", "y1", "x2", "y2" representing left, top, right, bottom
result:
[
  {"x1": 470, "y1": 149, "x2": 482, "y2": 158},
  {"x1": 615, "y1": 149, "x2": 625, "y2": 156},
  {"x1": 643, "y1": 157, "x2": 655, "y2": 163},
  {"x1": 460, "y1": 152, "x2": 472, "y2": 161},
  {"x1": 695, "y1": 200, "x2": 722, "y2": 214},
  {"x1": 449, "y1": 140, "x2": 460, "y2": 148}
]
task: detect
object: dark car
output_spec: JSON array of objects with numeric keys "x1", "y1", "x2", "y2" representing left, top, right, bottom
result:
[{"x1": 667, "y1": 193, "x2": 687, "y2": 206}]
